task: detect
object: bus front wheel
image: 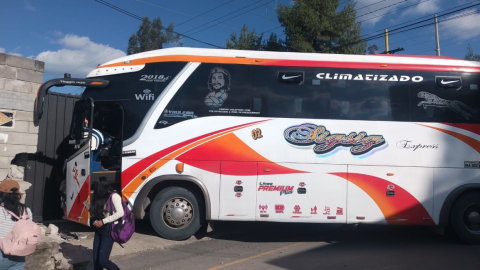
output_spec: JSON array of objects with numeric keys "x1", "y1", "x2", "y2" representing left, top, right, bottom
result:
[
  {"x1": 150, "y1": 186, "x2": 203, "y2": 241},
  {"x1": 451, "y1": 191, "x2": 480, "y2": 244}
]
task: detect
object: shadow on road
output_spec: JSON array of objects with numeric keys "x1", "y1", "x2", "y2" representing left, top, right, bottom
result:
[{"x1": 207, "y1": 222, "x2": 480, "y2": 270}]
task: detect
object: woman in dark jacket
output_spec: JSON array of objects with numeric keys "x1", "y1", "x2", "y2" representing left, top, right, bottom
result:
[{"x1": 90, "y1": 177, "x2": 123, "y2": 270}]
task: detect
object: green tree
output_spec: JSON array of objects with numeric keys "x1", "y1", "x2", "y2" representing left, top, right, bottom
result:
[
  {"x1": 226, "y1": 25, "x2": 263, "y2": 50},
  {"x1": 277, "y1": 0, "x2": 365, "y2": 54},
  {"x1": 127, "y1": 17, "x2": 181, "y2": 55},
  {"x1": 465, "y1": 44, "x2": 480, "y2": 61},
  {"x1": 367, "y1": 44, "x2": 379, "y2": 55},
  {"x1": 262, "y1": 33, "x2": 285, "y2": 51}
]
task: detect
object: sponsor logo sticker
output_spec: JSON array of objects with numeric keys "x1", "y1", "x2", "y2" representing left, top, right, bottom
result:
[{"x1": 258, "y1": 182, "x2": 294, "y2": 196}]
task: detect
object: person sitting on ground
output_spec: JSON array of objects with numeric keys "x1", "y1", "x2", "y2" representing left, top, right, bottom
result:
[{"x1": 0, "y1": 179, "x2": 32, "y2": 270}]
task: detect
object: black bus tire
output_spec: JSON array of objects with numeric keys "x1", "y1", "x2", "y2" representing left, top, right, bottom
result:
[
  {"x1": 450, "y1": 191, "x2": 480, "y2": 244},
  {"x1": 150, "y1": 186, "x2": 203, "y2": 241}
]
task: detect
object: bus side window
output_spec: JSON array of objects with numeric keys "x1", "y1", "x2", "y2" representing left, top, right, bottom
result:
[
  {"x1": 410, "y1": 72, "x2": 480, "y2": 123},
  {"x1": 155, "y1": 64, "x2": 254, "y2": 129}
]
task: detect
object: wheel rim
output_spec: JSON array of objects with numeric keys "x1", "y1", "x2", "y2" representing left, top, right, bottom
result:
[
  {"x1": 162, "y1": 197, "x2": 194, "y2": 229},
  {"x1": 463, "y1": 203, "x2": 480, "y2": 233}
]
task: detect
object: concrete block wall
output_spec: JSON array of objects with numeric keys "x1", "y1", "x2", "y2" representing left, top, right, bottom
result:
[{"x1": 0, "y1": 53, "x2": 44, "y2": 180}]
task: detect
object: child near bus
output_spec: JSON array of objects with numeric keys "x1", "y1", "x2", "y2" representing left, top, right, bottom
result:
[
  {"x1": 0, "y1": 179, "x2": 32, "y2": 270},
  {"x1": 90, "y1": 177, "x2": 123, "y2": 270}
]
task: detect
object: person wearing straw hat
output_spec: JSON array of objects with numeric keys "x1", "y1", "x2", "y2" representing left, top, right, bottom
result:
[{"x1": 0, "y1": 179, "x2": 32, "y2": 270}]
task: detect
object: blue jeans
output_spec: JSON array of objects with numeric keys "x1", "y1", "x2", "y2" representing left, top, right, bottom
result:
[
  {"x1": 0, "y1": 251, "x2": 25, "y2": 270},
  {"x1": 93, "y1": 224, "x2": 120, "y2": 270}
]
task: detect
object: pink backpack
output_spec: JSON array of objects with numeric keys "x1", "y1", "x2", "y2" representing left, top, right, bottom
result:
[{"x1": 0, "y1": 207, "x2": 41, "y2": 256}]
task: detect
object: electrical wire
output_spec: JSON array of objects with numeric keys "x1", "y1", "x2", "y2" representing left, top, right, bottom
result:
[
  {"x1": 176, "y1": 0, "x2": 235, "y2": 27},
  {"x1": 320, "y1": 2, "x2": 480, "y2": 52},
  {"x1": 94, "y1": 0, "x2": 224, "y2": 48},
  {"x1": 189, "y1": 0, "x2": 276, "y2": 36},
  {"x1": 134, "y1": 0, "x2": 237, "y2": 31},
  {"x1": 183, "y1": 0, "x2": 264, "y2": 35}
]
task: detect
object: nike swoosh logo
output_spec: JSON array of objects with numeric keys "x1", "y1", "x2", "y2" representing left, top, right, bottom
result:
[
  {"x1": 441, "y1": 79, "x2": 459, "y2": 84},
  {"x1": 282, "y1": 74, "x2": 302, "y2": 80}
]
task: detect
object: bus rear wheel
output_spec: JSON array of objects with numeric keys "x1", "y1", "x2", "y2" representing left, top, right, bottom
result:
[
  {"x1": 451, "y1": 192, "x2": 480, "y2": 244},
  {"x1": 150, "y1": 186, "x2": 203, "y2": 240}
]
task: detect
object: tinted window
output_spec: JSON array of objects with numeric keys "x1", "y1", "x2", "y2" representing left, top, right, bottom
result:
[
  {"x1": 83, "y1": 62, "x2": 186, "y2": 139},
  {"x1": 252, "y1": 67, "x2": 411, "y2": 121},
  {"x1": 410, "y1": 72, "x2": 480, "y2": 123},
  {"x1": 155, "y1": 64, "x2": 254, "y2": 128}
]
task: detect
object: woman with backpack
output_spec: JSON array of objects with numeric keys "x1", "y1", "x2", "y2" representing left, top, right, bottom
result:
[
  {"x1": 0, "y1": 179, "x2": 33, "y2": 270},
  {"x1": 90, "y1": 177, "x2": 123, "y2": 270}
]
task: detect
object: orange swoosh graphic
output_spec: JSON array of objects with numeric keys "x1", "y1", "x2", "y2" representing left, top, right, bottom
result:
[
  {"x1": 331, "y1": 173, "x2": 434, "y2": 225},
  {"x1": 176, "y1": 133, "x2": 306, "y2": 175},
  {"x1": 123, "y1": 121, "x2": 269, "y2": 197},
  {"x1": 418, "y1": 124, "x2": 480, "y2": 154}
]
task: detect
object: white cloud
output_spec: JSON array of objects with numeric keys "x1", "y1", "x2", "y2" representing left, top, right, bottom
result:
[
  {"x1": 401, "y1": 0, "x2": 441, "y2": 16},
  {"x1": 36, "y1": 34, "x2": 126, "y2": 78},
  {"x1": 0, "y1": 47, "x2": 22, "y2": 56},
  {"x1": 25, "y1": 1, "x2": 35, "y2": 11},
  {"x1": 440, "y1": 9, "x2": 480, "y2": 41}
]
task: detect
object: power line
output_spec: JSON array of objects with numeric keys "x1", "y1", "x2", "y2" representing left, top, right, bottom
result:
[
  {"x1": 389, "y1": 12, "x2": 480, "y2": 50},
  {"x1": 359, "y1": 0, "x2": 480, "y2": 38},
  {"x1": 94, "y1": 0, "x2": 224, "y2": 48},
  {"x1": 134, "y1": 0, "x2": 237, "y2": 31},
  {"x1": 265, "y1": 0, "x2": 427, "y2": 52},
  {"x1": 355, "y1": 0, "x2": 388, "y2": 12},
  {"x1": 225, "y1": 0, "x2": 277, "y2": 22},
  {"x1": 189, "y1": 0, "x2": 276, "y2": 36},
  {"x1": 320, "y1": 2, "x2": 480, "y2": 52},
  {"x1": 356, "y1": 0, "x2": 409, "y2": 19},
  {"x1": 358, "y1": 0, "x2": 430, "y2": 23},
  {"x1": 176, "y1": 0, "x2": 235, "y2": 27},
  {"x1": 183, "y1": 0, "x2": 264, "y2": 35},
  {"x1": 413, "y1": 33, "x2": 480, "y2": 55}
]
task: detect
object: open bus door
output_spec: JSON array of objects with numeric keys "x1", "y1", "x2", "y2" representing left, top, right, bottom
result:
[
  {"x1": 65, "y1": 98, "x2": 94, "y2": 226},
  {"x1": 33, "y1": 76, "x2": 108, "y2": 224}
]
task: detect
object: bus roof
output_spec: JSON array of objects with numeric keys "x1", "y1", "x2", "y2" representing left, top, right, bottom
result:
[{"x1": 87, "y1": 47, "x2": 480, "y2": 78}]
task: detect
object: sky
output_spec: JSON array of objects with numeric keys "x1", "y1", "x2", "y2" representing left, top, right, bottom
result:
[{"x1": 1, "y1": 0, "x2": 480, "y2": 82}]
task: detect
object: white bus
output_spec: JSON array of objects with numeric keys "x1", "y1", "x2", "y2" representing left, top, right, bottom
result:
[{"x1": 35, "y1": 48, "x2": 480, "y2": 243}]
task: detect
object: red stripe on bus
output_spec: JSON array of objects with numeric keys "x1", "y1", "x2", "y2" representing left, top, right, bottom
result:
[
  {"x1": 441, "y1": 123, "x2": 480, "y2": 137},
  {"x1": 330, "y1": 172, "x2": 434, "y2": 225},
  {"x1": 121, "y1": 120, "x2": 269, "y2": 189}
]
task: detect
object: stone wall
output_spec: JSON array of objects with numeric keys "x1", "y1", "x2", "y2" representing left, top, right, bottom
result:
[{"x1": 0, "y1": 53, "x2": 44, "y2": 180}]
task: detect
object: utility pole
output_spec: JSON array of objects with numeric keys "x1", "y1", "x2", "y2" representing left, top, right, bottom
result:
[
  {"x1": 435, "y1": 15, "x2": 441, "y2": 56},
  {"x1": 385, "y1": 29, "x2": 389, "y2": 54}
]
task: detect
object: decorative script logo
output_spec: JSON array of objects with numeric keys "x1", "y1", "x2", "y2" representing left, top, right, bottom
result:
[
  {"x1": 396, "y1": 140, "x2": 438, "y2": 151},
  {"x1": 284, "y1": 123, "x2": 386, "y2": 156}
]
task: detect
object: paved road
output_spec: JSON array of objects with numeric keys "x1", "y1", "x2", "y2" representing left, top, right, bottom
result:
[{"x1": 111, "y1": 222, "x2": 480, "y2": 270}]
